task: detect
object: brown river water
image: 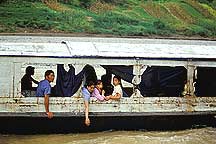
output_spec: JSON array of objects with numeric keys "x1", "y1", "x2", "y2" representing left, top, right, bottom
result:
[{"x1": 0, "y1": 127, "x2": 216, "y2": 144}]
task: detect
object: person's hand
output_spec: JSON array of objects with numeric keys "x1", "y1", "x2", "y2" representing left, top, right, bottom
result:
[
  {"x1": 105, "y1": 96, "x2": 110, "y2": 101},
  {"x1": 46, "y1": 112, "x2": 53, "y2": 119},
  {"x1": 102, "y1": 90, "x2": 105, "y2": 96},
  {"x1": 85, "y1": 118, "x2": 90, "y2": 126}
]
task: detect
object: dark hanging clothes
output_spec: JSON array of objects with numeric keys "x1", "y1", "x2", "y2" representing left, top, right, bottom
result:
[
  {"x1": 83, "y1": 65, "x2": 97, "y2": 86},
  {"x1": 138, "y1": 67, "x2": 159, "y2": 96},
  {"x1": 55, "y1": 64, "x2": 97, "y2": 97},
  {"x1": 101, "y1": 74, "x2": 114, "y2": 96},
  {"x1": 139, "y1": 66, "x2": 186, "y2": 97},
  {"x1": 56, "y1": 64, "x2": 84, "y2": 97},
  {"x1": 101, "y1": 65, "x2": 134, "y2": 83},
  {"x1": 101, "y1": 65, "x2": 186, "y2": 97},
  {"x1": 56, "y1": 65, "x2": 186, "y2": 97}
]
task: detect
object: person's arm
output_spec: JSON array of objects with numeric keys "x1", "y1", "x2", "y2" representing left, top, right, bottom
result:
[
  {"x1": 30, "y1": 77, "x2": 39, "y2": 84},
  {"x1": 44, "y1": 94, "x2": 53, "y2": 119},
  {"x1": 44, "y1": 94, "x2": 49, "y2": 113},
  {"x1": 93, "y1": 89, "x2": 105, "y2": 101},
  {"x1": 84, "y1": 100, "x2": 90, "y2": 126},
  {"x1": 102, "y1": 90, "x2": 106, "y2": 100},
  {"x1": 107, "y1": 86, "x2": 122, "y2": 100},
  {"x1": 108, "y1": 93, "x2": 121, "y2": 100},
  {"x1": 82, "y1": 88, "x2": 91, "y2": 126},
  {"x1": 44, "y1": 84, "x2": 53, "y2": 119}
]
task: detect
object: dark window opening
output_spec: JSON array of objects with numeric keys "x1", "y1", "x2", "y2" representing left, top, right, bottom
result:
[
  {"x1": 139, "y1": 66, "x2": 187, "y2": 97},
  {"x1": 20, "y1": 64, "x2": 136, "y2": 97},
  {"x1": 195, "y1": 67, "x2": 216, "y2": 97}
]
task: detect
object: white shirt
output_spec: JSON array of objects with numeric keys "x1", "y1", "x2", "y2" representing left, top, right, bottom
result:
[{"x1": 112, "y1": 85, "x2": 123, "y2": 96}]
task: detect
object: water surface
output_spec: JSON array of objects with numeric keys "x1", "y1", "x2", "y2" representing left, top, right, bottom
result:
[{"x1": 0, "y1": 127, "x2": 216, "y2": 144}]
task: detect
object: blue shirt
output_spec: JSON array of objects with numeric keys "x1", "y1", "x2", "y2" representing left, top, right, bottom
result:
[
  {"x1": 36, "y1": 79, "x2": 51, "y2": 97},
  {"x1": 82, "y1": 87, "x2": 91, "y2": 102}
]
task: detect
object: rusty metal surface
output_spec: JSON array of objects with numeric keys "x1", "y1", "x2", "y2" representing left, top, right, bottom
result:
[{"x1": 0, "y1": 96, "x2": 216, "y2": 115}]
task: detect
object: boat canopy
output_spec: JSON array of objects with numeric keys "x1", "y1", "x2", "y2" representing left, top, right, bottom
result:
[{"x1": 0, "y1": 40, "x2": 216, "y2": 59}]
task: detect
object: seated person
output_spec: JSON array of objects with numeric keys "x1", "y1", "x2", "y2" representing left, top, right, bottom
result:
[
  {"x1": 21, "y1": 66, "x2": 39, "y2": 96},
  {"x1": 106, "y1": 75, "x2": 123, "y2": 101},
  {"x1": 82, "y1": 81, "x2": 95, "y2": 126},
  {"x1": 36, "y1": 70, "x2": 55, "y2": 119},
  {"x1": 92, "y1": 80, "x2": 106, "y2": 101}
]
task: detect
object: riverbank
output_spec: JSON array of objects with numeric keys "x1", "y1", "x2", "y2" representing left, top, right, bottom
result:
[{"x1": 0, "y1": 0, "x2": 215, "y2": 38}]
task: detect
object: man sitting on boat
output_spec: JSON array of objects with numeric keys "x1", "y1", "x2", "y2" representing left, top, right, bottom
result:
[
  {"x1": 21, "y1": 66, "x2": 39, "y2": 97},
  {"x1": 36, "y1": 70, "x2": 55, "y2": 119}
]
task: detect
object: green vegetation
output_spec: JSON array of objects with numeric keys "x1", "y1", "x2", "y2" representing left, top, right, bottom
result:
[{"x1": 0, "y1": 0, "x2": 215, "y2": 38}]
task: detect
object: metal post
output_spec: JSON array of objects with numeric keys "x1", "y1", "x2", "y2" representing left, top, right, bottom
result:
[
  {"x1": 133, "y1": 64, "x2": 142, "y2": 97},
  {"x1": 187, "y1": 65, "x2": 195, "y2": 96}
]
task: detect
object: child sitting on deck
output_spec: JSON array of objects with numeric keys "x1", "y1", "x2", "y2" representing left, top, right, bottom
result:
[
  {"x1": 106, "y1": 75, "x2": 123, "y2": 101},
  {"x1": 92, "y1": 80, "x2": 106, "y2": 101}
]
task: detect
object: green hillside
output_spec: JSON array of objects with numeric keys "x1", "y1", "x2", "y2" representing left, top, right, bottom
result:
[{"x1": 0, "y1": 0, "x2": 216, "y2": 38}]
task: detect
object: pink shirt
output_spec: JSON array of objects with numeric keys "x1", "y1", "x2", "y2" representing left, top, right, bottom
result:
[{"x1": 92, "y1": 88, "x2": 106, "y2": 101}]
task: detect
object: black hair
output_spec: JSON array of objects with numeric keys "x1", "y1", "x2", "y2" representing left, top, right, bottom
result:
[
  {"x1": 86, "y1": 81, "x2": 95, "y2": 87},
  {"x1": 113, "y1": 75, "x2": 121, "y2": 83},
  {"x1": 26, "y1": 66, "x2": 35, "y2": 74},
  {"x1": 113, "y1": 75, "x2": 123, "y2": 88},
  {"x1": 44, "y1": 70, "x2": 54, "y2": 77},
  {"x1": 95, "y1": 80, "x2": 102, "y2": 86}
]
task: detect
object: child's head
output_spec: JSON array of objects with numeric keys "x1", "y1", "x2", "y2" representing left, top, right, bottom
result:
[
  {"x1": 95, "y1": 80, "x2": 103, "y2": 89},
  {"x1": 113, "y1": 75, "x2": 121, "y2": 86},
  {"x1": 86, "y1": 81, "x2": 95, "y2": 93}
]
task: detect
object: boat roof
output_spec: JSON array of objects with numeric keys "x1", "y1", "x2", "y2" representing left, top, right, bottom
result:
[{"x1": 0, "y1": 37, "x2": 216, "y2": 59}]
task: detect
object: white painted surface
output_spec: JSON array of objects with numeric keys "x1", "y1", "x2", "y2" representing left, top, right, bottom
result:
[{"x1": 0, "y1": 37, "x2": 215, "y2": 59}]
